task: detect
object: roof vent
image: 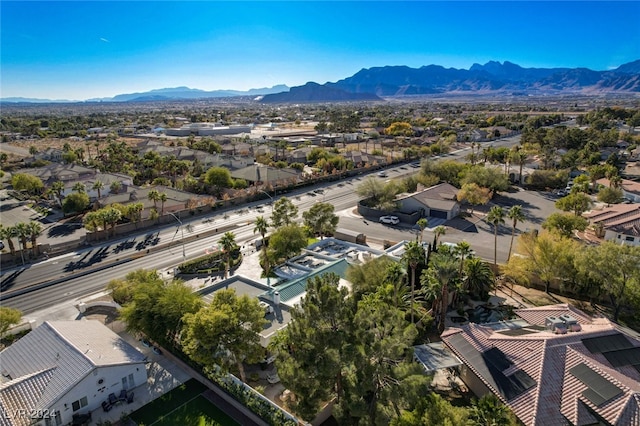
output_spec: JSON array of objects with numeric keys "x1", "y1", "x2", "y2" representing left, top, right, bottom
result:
[
  {"x1": 560, "y1": 314, "x2": 582, "y2": 332},
  {"x1": 545, "y1": 316, "x2": 567, "y2": 334}
]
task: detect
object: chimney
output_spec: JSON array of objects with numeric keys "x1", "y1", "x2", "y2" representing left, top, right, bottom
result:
[{"x1": 273, "y1": 291, "x2": 280, "y2": 305}]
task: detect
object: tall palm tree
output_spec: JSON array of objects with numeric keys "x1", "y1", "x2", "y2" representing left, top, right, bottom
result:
[
  {"x1": 159, "y1": 192, "x2": 168, "y2": 216},
  {"x1": 14, "y1": 222, "x2": 30, "y2": 261},
  {"x1": 431, "y1": 253, "x2": 458, "y2": 332},
  {"x1": 92, "y1": 180, "x2": 104, "y2": 199},
  {"x1": 0, "y1": 224, "x2": 17, "y2": 257},
  {"x1": 507, "y1": 205, "x2": 525, "y2": 261},
  {"x1": 253, "y1": 216, "x2": 270, "y2": 275},
  {"x1": 50, "y1": 181, "x2": 65, "y2": 207},
  {"x1": 487, "y1": 206, "x2": 506, "y2": 266},
  {"x1": 416, "y1": 218, "x2": 428, "y2": 243},
  {"x1": 219, "y1": 232, "x2": 237, "y2": 279},
  {"x1": 26, "y1": 221, "x2": 43, "y2": 257},
  {"x1": 402, "y1": 241, "x2": 425, "y2": 324},
  {"x1": 510, "y1": 145, "x2": 528, "y2": 185},
  {"x1": 464, "y1": 257, "x2": 495, "y2": 301},
  {"x1": 433, "y1": 225, "x2": 446, "y2": 248},
  {"x1": 454, "y1": 241, "x2": 473, "y2": 275}
]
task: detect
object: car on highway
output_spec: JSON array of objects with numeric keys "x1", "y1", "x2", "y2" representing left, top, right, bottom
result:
[
  {"x1": 377, "y1": 171, "x2": 388, "y2": 178},
  {"x1": 379, "y1": 215, "x2": 400, "y2": 225}
]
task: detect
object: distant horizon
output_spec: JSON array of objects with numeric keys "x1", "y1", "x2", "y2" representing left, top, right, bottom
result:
[{"x1": 2, "y1": 1, "x2": 639, "y2": 100}]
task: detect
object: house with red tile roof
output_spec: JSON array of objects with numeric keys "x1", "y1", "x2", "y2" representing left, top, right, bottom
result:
[
  {"x1": 597, "y1": 178, "x2": 640, "y2": 203},
  {"x1": 584, "y1": 204, "x2": 640, "y2": 247},
  {"x1": 441, "y1": 304, "x2": 640, "y2": 425}
]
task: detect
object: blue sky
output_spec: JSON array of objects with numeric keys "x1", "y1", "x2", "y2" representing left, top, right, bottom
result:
[{"x1": 2, "y1": 1, "x2": 639, "y2": 100}]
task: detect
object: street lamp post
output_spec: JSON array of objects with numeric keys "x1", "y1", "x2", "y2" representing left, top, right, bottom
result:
[
  {"x1": 169, "y1": 212, "x2": 186, "y2": 258},
  {"x1": 257, "y1": 190, "x2": 274, "y2": 210}
]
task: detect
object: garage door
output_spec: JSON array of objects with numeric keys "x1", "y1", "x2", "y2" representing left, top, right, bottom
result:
[{"x1": 430, "y1": 210, "x2": 448, "y2": 219}]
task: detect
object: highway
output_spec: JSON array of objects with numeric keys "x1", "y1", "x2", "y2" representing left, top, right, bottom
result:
[{"x1": 1, "y1": 134, "x2": 526, "y2": 314}]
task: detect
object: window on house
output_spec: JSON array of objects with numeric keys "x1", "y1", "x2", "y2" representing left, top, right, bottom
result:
[
  {"x1": 71, "y1": 397, "x2": 88, "y2": 412},
  {"x1": 625, "y1": 236, "x2": 634, "y2": 242}
]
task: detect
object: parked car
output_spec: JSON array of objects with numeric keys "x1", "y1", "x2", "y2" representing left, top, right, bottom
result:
[
  {"x1": 379, "y1": 215, "x2": 400, "y2": 225},
  {"x1": 152, "y1": 346, "x2": 162, "y2": 355},
  {"x1": 140, "y1": 338, "x2": 151, "y2": 348}
]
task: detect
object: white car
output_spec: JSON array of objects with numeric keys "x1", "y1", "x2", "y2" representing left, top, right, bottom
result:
[
  {"x1": 377, "y1": 171, "x2": 388, "y2": 178},
  {"x1": 379, "y1": 215, "x2": 400, "y2": 225}
]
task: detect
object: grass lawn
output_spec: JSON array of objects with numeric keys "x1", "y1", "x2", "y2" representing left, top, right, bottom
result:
[
  {"x1": 130, "y1": 379, "x2": 231, "y2": 425},
  {"x1": 148, "y1": 395, "x2": 238, "y2": 426}
]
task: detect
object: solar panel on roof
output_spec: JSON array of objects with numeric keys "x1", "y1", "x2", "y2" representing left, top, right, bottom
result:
[
  {"x1": 446, "y1": 334, "x2": 536, "y2": 401},
  {"x1": 603, "y1": 347, "x2": 640, "y2": 367},
  {"x1": 483, "y1": 347, "x2": 513, "y2": 371},
  {"x1": 582, "y1": 333, "x2": 633, "y2": 353},
  {"x1": 569, "y1": 363, "x2": 623, "y2": 406}
]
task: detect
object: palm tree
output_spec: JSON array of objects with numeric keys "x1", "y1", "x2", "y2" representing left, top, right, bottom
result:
[
  {"x1": 253, "y1": 216, "x2": 270, "y2": 275},
  {"x1": 50, "y1": 181, "x2": 65, "y2": 207},
  {"x1": 385, "y1": 262, "x2": 407, "y2": 309},
  {"x1": 92, "y1": 180, "x2": 104, "y2": 199},
  {"x1": 431, "y1": 253, "x2": 458, "y2": 332},
  {"x1": 219, "y1": 232, "x2": 237, "y2": 279},
  {"x1": 110, "y1": 180, "x2": 122, "y2": 194},
  {"x1": 402, "y1": 241, "x2": 425, "y2": 324},
  {"x1": 159, "y1": 192, "x2": 168, "y2": 216},
  {"x1": 0, "y1": 224, "x2": 17, "y2": 257},
  {"x1": 507, "y1": 205, "x2": 525, "y2": 261},
  {"x1": 72, "y1": 182, "x2": 86, "y2": 193},
  {"x1": 464, "y1": 257, "x2": 495, "y2": 301},
  {"x1": 454, "y1": 241, "x2": 473, "y2": 275},
  {"x1": 26, "y1": 221, "x2": 43, "y2": 257},
  {"x1": 14, "y1": 222, "x2": 30, "y2": 261},
  {"x1": 433, "y1": 225, "x2": 446, "y2": 248},
  {"x1": 416, "y1": 218, "x2": 428, "y2": 243},
  {"x1": 487, "y1": 206, "x2": 506, "y2": 266},
  {"x1": 148, "y1": 189, "x2": 160, "y2": 210},
  {"x1": 103, "y1": 207, "x2": 122, "y2": 238},
  {"x1": 510, "y1": 145, "x2": 528, "y2": 185}
]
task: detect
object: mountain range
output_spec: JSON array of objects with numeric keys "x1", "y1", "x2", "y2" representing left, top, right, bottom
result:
[
  {"x1": 3, "y1": 60, "x2": 639, "y2": 104},
  {"x1": 264, "y1": 59, "x2": 640, "y2": 103}
]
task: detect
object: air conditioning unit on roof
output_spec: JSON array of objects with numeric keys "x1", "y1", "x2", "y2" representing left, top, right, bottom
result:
[
  {"x1": 545, "y1": 316, "x2": 568, "y2": 334},
  {"x1": 560, "y1": 314, "x2": 582, "y2": 332}
]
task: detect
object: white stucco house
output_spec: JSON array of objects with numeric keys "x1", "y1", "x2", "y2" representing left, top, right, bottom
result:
[
  {"x1": 584, "y1": 204, "x2": 640, "y2": 247},
  {"x1": 0, "y1": 321, "x2": 147, "y2": 426}
]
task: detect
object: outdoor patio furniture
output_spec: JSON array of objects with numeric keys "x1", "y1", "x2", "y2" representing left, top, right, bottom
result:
[
  {"x1": 118, "y1": 389, "x2": 127, "y2": 402},
  {"x1": 101, "y1": 401, "x2": 112, "y2": 412},
  {"x1": 108, "y1": 392, "x2": 118, "y2": 405},
  {"x1": 127, "y1": 391, "x2": 134, "y2": 403}
]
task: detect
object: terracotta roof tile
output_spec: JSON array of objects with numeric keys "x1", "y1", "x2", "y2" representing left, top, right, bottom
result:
[{"x1": 442, "y1": 305, "x2": 640, "y2": 426}]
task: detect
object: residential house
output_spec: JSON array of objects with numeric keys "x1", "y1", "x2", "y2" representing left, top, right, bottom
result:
[
  {"x1": 96, "y1": 185, "x2": 199, "y2": 219},
  {"x1": 596, "y1": 178, "x2": 640, "y2": 202},
  {"x1": 584, "y1": 204, "x2": 640, "y2": 246},
  {"x1": 0, "y1": 320, "x2": 147, "y2": 426},
  {"x1": 230, "y1": 164, "x2": 300, "y2": 187},
  {"x1": 442, "y1": 304, "x2": 640, "y2": 426},
  {"x1": 396, "y1": 182, "x2": 461, "y2": 220},
  {"x1": 286, "y1": 147, "x2": 313, "y2": 165},
  {"x1": 32, "y1": 148, "x2": 65, "y2": 163},
  {"x1": 343, "y1": 151, "x2": 386, "y2": 168},
  {"x1": 20, "y1": 164, "x2": 96, "y2": 186}
]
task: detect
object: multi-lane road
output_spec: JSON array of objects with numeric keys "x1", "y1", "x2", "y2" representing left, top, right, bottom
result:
[{"x1": 2, "y1": 134, "x2": 532, "y2": 314}]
